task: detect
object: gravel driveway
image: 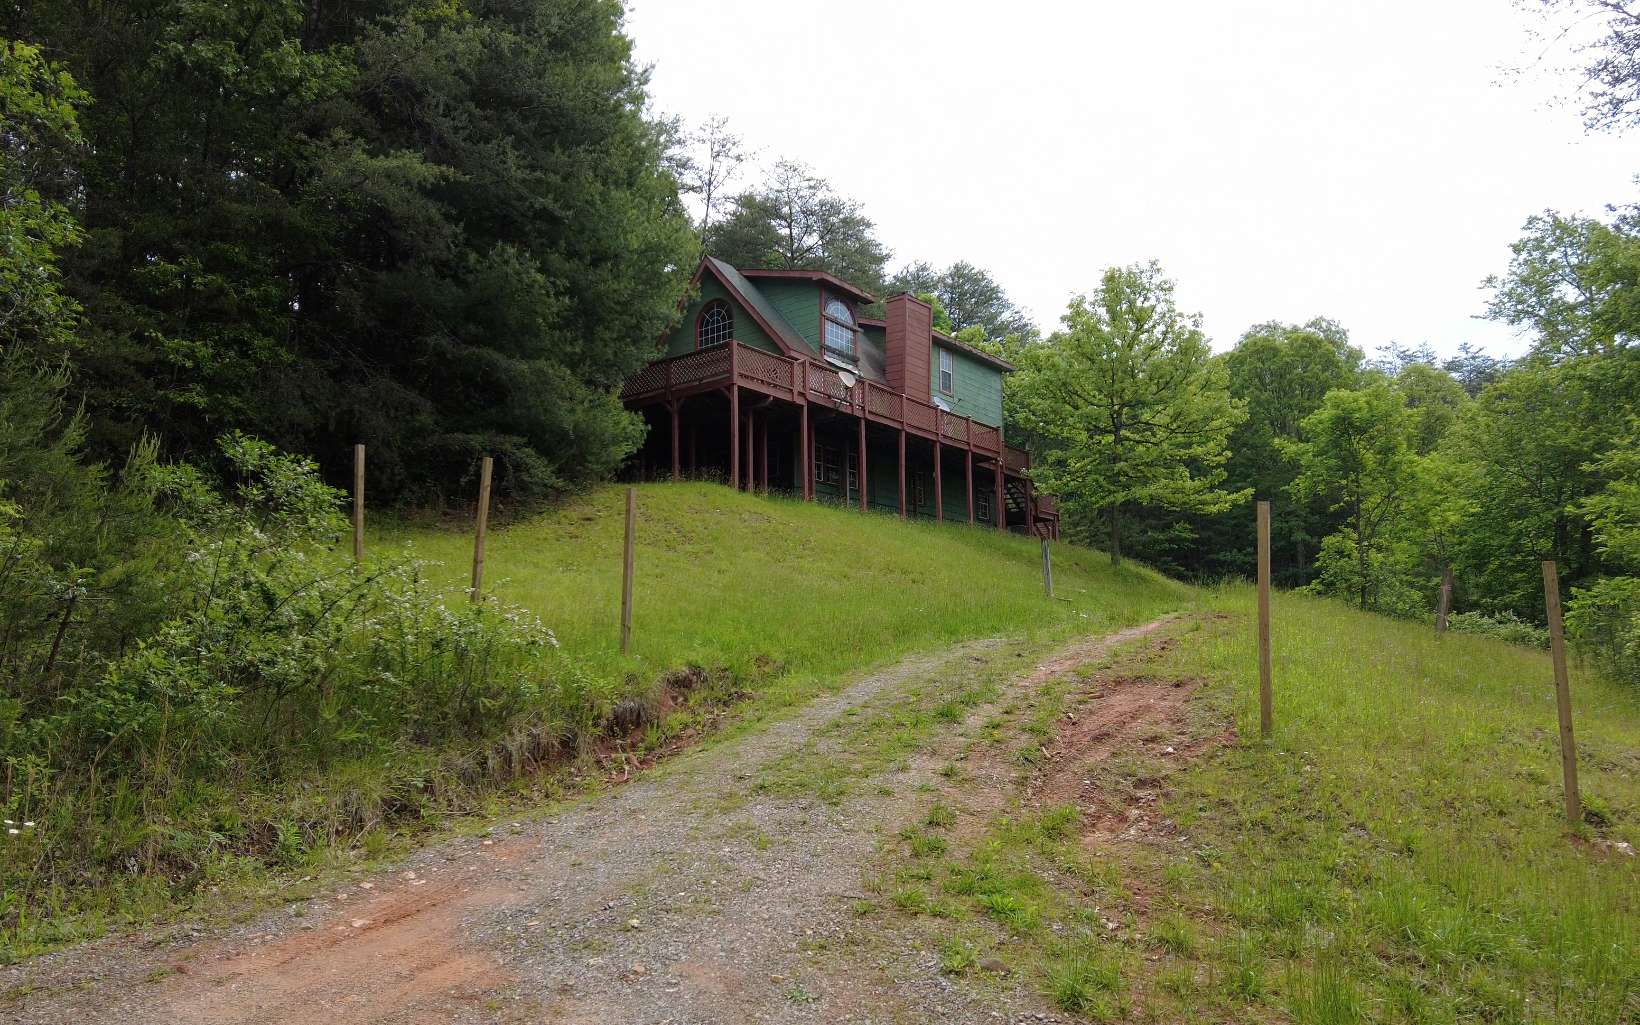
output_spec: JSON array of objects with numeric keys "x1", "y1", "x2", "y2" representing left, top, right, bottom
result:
[{"x1": 0, "y1": 619, "x2": 1172, "y2": 1024}]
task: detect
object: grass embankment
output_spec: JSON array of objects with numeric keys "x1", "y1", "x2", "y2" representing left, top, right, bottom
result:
[
  {"x1": 5, "y1": 483, "x2": 1183, "y2": 963},
  {"x1": 890, "y1": 587, "x2": 1640, "y2": 1023},
  {"x1": 389, "y1": 481, "x2": 1187, "y2": 727}
]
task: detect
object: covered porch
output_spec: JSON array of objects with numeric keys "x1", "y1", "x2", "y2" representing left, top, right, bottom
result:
[{"x1": 623, "y1": 340, "x2": 1056, "y2": 537}]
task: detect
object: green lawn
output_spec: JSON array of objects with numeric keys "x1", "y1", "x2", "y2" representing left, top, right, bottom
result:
[
  {"x1": 1171, "y1": 586, "x2": 1640, "y2": 1023},
  {"x1": 384, "y1": 481, "x2": 1188, "y2": 721},
  {"x1": 888, "y1": 584, "x2": 1640, "y2": 1023}
]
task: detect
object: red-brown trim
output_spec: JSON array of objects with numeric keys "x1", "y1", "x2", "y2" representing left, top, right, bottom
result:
[
  {"x1": 695, "y1": 258, "x2": 802, "y2": 357},
  {"x1": 820, "y1": 291, "x2": 859, "y2": 364},
  {"x1": 740, "y1": 267, "x2": 877, "y2": 305},
  {"x1": 932, "y1": 332, "x2": 1015, "y2": 372}
]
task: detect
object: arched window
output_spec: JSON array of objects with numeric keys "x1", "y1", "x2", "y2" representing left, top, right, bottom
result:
[
  {"x1": 822, "y1": 296, "x2": 856, "y2": 362},
  {"x1": 697, "y1": 300, "x2": 733, "y2": 349}
]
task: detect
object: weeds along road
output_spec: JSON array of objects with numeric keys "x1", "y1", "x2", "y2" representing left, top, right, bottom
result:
[{"x1": 0, "y1": 618, "x2": 1182, "y2": 1025}]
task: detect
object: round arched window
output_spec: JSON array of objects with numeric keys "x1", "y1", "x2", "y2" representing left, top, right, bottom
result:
[
  {"x1": 697, "y1": 300, "x2": 733, "y2": 349},
  {"x1": 822, "y1": 296, "x2": 856, "y2": 362}
]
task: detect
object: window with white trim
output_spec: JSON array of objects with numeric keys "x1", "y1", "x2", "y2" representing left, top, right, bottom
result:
[
  {"x1": 822, "y1": 296, "x2": 857, "y2": 363},
  {"x1": 697, "y1": 300, "x2": 732, "y2": 349},
  {"x1": 938, "y1": 348, "x2": 954, "y2": 393},
  {"x1": 977, "y1": 491, "x2": 991, "y2": 521}
]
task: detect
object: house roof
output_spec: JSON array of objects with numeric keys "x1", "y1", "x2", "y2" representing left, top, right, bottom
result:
[
  {"x1": 857, "y1": 318, "x2": 1016, "y2": 373},
  {"x1": 738, "y1": 268, "x2": 878, "y2": 305},
  {"x1": 933, "y1": 330, "x2": 1016, "y2": 372},
  {"x1": 701, "y1": 257, "x2": 815, "y2": 356}
]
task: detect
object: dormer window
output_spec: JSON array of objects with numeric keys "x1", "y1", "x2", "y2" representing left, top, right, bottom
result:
[
  {"x1": 697, "y1": 299, "x2": 733, "y2": 349},
  {"x1": 822, "y1": 296, "x2": 857, "y2": 363}
]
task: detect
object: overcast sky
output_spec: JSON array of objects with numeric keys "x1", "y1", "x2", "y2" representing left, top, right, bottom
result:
[{"x1": 625, "y1": 0, "x2": 1639, "y2": 358}]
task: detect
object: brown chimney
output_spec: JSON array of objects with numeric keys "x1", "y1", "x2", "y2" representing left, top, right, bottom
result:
[{"x1": 885, "y1": 293, "x2": 933, "y2": 403}]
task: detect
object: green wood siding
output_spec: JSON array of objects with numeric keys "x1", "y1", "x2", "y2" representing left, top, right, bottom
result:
[
  {"x1": 661, "y1": 278, "x2": 780, "y2": 357},
  {"x1": 932, "y1": 344, "x2": 1004, "y2": 428},
  {"x1": 757, "y1": 280, "x2": 820, "y2": 352}
]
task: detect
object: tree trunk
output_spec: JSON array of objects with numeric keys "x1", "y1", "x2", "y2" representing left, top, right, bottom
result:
[{"x1": 1108, "y1": 502, "x2": 1122, "y2": 566}]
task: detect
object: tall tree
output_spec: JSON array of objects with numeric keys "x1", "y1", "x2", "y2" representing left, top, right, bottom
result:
[
  {"x1": 707, "y1": 160, "x2": 890, "y2": 289},
  {"x1": 1394, "y1": 361, "x2": 1470, "y2": 455},
  {"x1": 1202, "y1": 319, "x2": 1362, "y2": 583},
  {"x1": 1011, "y1": 262, "x2": 1247, "y2": 565},
  {"x1": 1289, "y1": 383, "x2": 1418, "y2": 610},
  {"x1": 1523, "y1": 0, "x2": 1640, "y2": 130},
  {"x1": 676, "y1": 116, "x2": 751, "y2": 238},
  {"x1": 10, "y1": 0, "x2": 698, "y2": 504},
  {"x1": 1, "y1": 40, "x2": 87, "y2": 357},
  {"x1": 887, "y1": 260, "x2": 1037, "y2": 339}
]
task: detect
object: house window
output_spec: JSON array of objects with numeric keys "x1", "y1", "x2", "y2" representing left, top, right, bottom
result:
[
  {"x1": 938, "y1": 348, "x2": 954, "y2": 394},
  {"x1": 822, "y1": 296, "x2": 856, "y2": 363},
  {"x1": 977, "y1": 491, "x2": 991, "y2": 521},
  {"x1": 847, "y1": 451, "x2": 858, "y2": 493},
  {"x1": 815, "y1": 444, "x2": 843, "y2": 486},
  {"x1": 697, "y1": 300, "x2": 732, "y2": 349}
]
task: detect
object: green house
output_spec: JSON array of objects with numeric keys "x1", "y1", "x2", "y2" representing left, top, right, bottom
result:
[{"x1": 623, "y1": 256, "x2": 1057, "y2": 537}]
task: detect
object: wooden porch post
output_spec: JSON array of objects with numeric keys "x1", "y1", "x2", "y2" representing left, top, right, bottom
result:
[
  {"x1": 729, "y1": 385, "x2": 740, "y2": 490},
  {"x1": 743, "y1": 412, "x2": 753, "y2": 492},
  {"x1": 1025, "y1": 477, "x2": 1035, "y2": 533},
  {"x1": 965, "y1": 450, "x2": 975, "y2": 525},
  {"x1": 688, "y1": 423, "x2": 696, "y2": 475},
  {"x1": 857, "y1": 416, "x2": 868, "y2": 513},
  {"x1": 994, "y1": 459, "x2": 1005, "y2": 533},
  {"x1": 759, "y1": 414, "x2": 769, "y2": 494},
  {"x1": 670, "y1": 401, "x2": 681, "y2": 481},
  {"x1": 934, "y1": 438, "x2": 943, "y2": 522},
  {"x1": 800, "y1": 402, "x2": 812, "y2": 500},
  {"x1": 897, "y1": 429, "x2": 907, "y2": 519}
]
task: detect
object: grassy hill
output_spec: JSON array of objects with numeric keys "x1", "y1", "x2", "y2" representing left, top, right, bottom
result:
[
  {"x1": 876, "y1": 585, "x2": 1640, "y2": 1023},
  {"x1": 388, "y1": 481, "x2": 1189, "y2": 721},
  {"x1": 11, "y1": 481, "x2": 1636, "y2": 1022}
]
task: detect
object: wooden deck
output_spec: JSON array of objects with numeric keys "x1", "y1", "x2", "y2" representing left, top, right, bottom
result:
[{"x1": 622, "y1": 340, "x2": 1016, "y2": 461}]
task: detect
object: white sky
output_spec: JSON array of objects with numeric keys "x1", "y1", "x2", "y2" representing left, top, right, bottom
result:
[{"x1": 626, "y1": 0, "x2": 1640, "y2": 358}]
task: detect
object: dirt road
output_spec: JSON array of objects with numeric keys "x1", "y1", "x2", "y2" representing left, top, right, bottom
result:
[{"x1": 1, "y1": 619, "x2": 1180, "y2": 1024}]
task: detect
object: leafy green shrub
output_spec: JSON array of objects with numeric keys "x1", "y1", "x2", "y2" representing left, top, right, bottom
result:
[
  {"x1": 1566, "y1": 576, "x2": 1640, "y2": 685},
  {"x1": 0, "y1": 403, "x2": 629, "y2": 941},
  {"x1": 1446, "y1": 610, "x2": 1549, "y2": 649}
]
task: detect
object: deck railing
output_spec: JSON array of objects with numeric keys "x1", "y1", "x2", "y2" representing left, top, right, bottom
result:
[{"x1": 624, "y1": 339, "x2": 1011, "y2": 458}]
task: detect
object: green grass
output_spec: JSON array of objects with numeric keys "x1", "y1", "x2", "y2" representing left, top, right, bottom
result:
[
  {"x1": 899, "y1": 584, "x2": 1640, "y2": 1023},
  {"x1": 2, "y1": 483, "x2": 1184, "y2": 965},
  {"x1": 1160, "y1": 586, "x2": 1640, "y2": 1023},
  {"x1": 383, "y1": 482, "x2": 1186, "y2": 718}
]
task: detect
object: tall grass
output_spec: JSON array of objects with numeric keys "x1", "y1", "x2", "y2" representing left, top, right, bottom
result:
[
  {"x1": 387, "y1": 482, "x2": 1188, "y2": 719},
  {"x1": 1164, "y1": 586, "x2": 1640, "y2": 1023}
]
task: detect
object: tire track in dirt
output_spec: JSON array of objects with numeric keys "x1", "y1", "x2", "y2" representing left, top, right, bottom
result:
[{"x1": 0, "y1": 620, "x2": 1184, "y2": 1025}]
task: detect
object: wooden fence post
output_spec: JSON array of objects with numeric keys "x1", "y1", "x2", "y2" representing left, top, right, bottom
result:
[
  {"x1": 1436, "y1": 564, "x2": 1453, "y2": 633},
  {"x1": 1257, "y1": 500, "x2": 1273, "y2": 739},
  {"x1": 1041, "y1": 537, "x2": 1054, "y2": 598},
  {"x1": 621, "y1": 487, "x2": 636, "y2": 654},
  {"x1": 1541, "y1": 560, "x2": 1581, "y2": 826},
  {"x1": 352, "y1": 443, "x2": 365, "y2": 565},
  {"x1": 470, "y1": 456, "x2": 493, "y2": 602}
]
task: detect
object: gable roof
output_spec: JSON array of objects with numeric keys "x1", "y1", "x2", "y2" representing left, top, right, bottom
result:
[
  {"x1": 856, "y1": 318, "x2": 1017, "y2": 373},
  {"x1": 699, "y1": 257, "x2": 815, "y2": 356},
  {"x1": 738, "y1": 268, "x2": 877, "y2": 305},
  {"x1": 933, "y1": 329, "x2": 1016, "y2": 372}
]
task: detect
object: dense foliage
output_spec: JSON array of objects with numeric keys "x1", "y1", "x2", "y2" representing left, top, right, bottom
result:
[
  {"x1": 1010, "y1": 212, "x2": 1638, "y2": 682},
  {"x1": 1009, "y1": 262, "x2": 1247, "y2": 565},
  {"x1": 0, "y1": 349, "x2": 624, "y2": 931},
  {"x1": 5, "y1": 2, "x2": 696, "y2": 505}
]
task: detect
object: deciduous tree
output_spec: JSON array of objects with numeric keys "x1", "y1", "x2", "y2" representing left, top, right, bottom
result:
[{"x1": 1011, "y1": 262, "x2": 1247, "y2": 565}]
